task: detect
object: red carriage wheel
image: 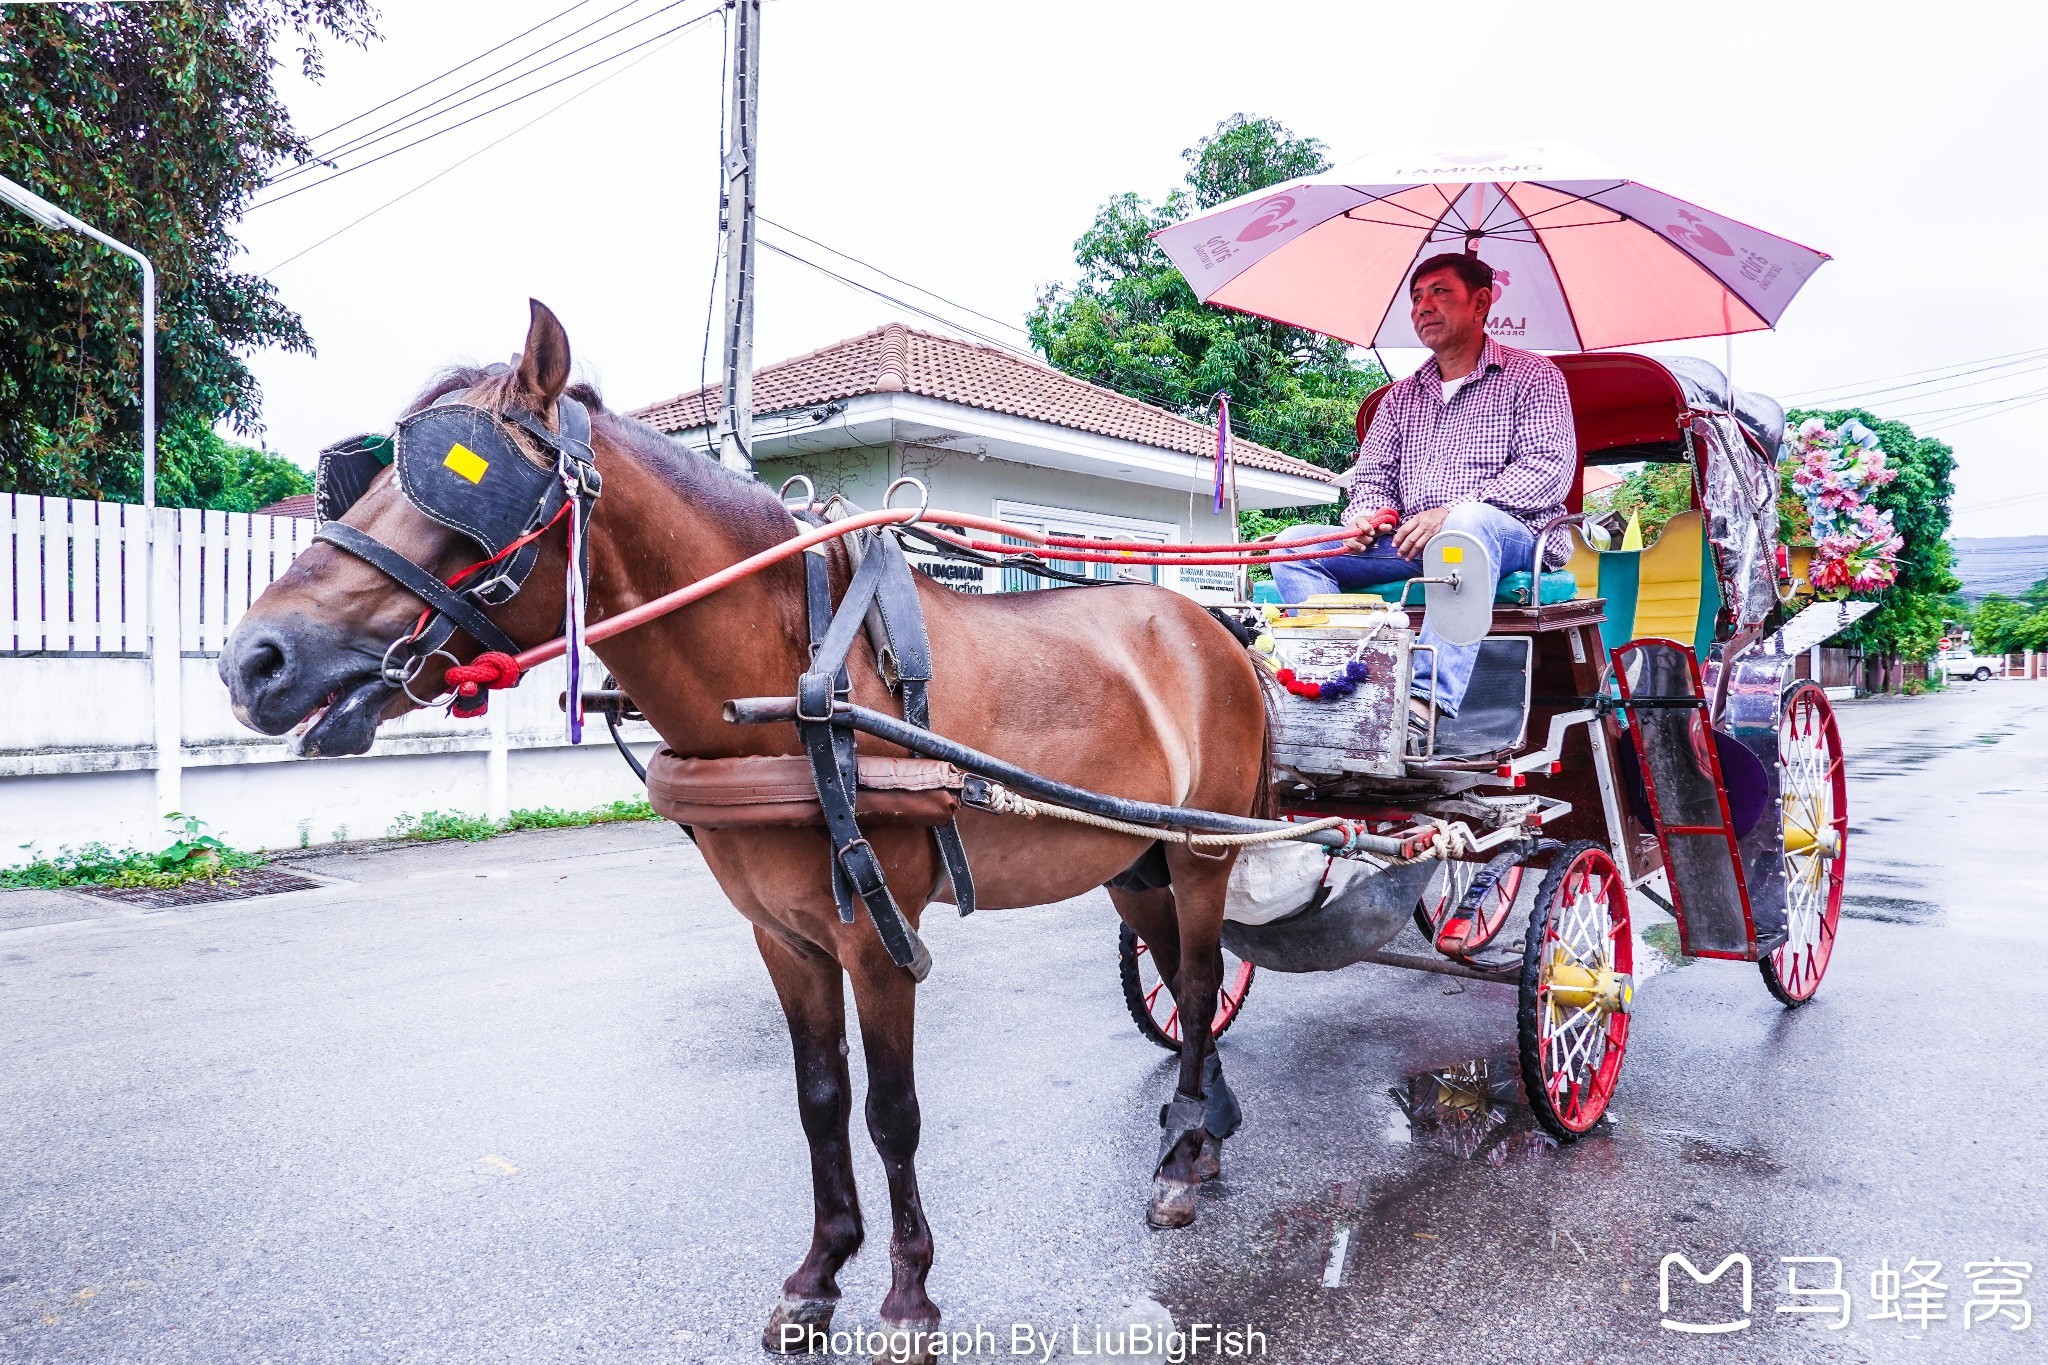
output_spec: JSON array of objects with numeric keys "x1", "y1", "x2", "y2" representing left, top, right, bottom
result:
[
  {"x1": 1517, "y1": 841, "x2": 1634, "y2": 1140},
  {"x1": 1761, "y1": 684, "x2": 1848, "y2": 1007},
  {"x1": 1117, "y1": 923, "x2": 1254, "y2": 1052}
]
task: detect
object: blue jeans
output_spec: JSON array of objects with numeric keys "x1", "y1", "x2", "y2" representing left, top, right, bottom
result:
[{"x1": 1270, "y1": 504, "x2": 1536, "y2": 717}]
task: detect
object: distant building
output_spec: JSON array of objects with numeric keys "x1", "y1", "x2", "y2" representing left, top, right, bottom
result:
[
  {"x1": 257, "y1": 493, "x2": 317, "y2": 518},
  {"x1": 629, "y1": 324, "x2": 1339, "y2": 598}
]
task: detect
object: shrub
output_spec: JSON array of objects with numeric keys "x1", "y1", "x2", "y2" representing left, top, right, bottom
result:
[
  {"x1": 390, "y1": 798, "x2": 659, "y2": 843},
  {"x1": 3, "y1": 814, "x2": 263, "y2": 889}
]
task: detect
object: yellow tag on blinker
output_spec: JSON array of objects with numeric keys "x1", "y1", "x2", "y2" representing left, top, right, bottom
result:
[
  {"x1": 443, "y1": 442, "x2": 489, "y2": 483},
  {"x1": 1441, "y1": 545, "x2": 1464, "y2": 564}
]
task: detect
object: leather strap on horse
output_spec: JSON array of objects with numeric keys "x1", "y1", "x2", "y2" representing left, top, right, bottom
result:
[
  {"x1": 313, "y1": 522, "x2": 523, "y2": 658},
  {"x1": 861, "y1": 532, "x2": 977, "y2": 920},
  {"x1": 795, "y1": 531, "x2": 976, "y2": 981}
]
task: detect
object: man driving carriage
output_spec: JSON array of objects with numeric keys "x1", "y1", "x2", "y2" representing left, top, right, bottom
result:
[{"x1": 1272, "y1": 253, "x2": 1575, "y2": 731}]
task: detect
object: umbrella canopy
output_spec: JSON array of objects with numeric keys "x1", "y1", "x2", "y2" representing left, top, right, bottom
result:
[{"x1": 1152, "y1": 141, "x2": 1827, "y2": 352}]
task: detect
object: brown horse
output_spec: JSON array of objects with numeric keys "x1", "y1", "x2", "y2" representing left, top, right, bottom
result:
[{"x1": 220, "y1": 302, "x2": 1271, "y2": 1351}]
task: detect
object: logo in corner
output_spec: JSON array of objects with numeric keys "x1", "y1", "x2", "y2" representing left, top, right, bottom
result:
[{"x1": 1661, "y1": 1253, "x2": 1753, "y2": 1334}]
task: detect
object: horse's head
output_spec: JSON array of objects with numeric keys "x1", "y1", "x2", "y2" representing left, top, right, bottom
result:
[{"x1": 222, "y1": 301, "x2": 592, "y2": 757}]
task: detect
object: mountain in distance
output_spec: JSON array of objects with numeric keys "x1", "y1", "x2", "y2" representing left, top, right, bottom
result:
[{"x1": 1951, "y1": 536, "x2": 2048, "y2": 600}]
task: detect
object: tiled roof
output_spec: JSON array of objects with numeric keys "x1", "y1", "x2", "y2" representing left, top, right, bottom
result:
[
  {"x1": 258, "y1": 493, "x2": 318, "y2": 519},
  {"x1": 628, "y1": 324, "x2": 1338, "y2": 484}
]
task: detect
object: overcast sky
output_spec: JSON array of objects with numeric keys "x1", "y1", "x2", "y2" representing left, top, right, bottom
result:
[{"x1": 232, "y1": 0, "x2": 2048, "y2": 537}]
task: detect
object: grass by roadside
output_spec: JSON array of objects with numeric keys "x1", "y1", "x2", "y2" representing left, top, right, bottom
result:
[
  {"x1": 389, "y1": 797, "x2": 659, "y2": 843},
  {"x1": 3, "y1": 815, "x2": 266, "y2": 891}
]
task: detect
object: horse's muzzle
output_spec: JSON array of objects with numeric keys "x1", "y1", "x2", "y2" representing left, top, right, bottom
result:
[{"x1": 220, "y1": 617, "x2": 391, "y2": 756}]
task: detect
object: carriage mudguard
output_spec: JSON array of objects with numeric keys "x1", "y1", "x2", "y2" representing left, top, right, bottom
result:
[
  {"x1": 647, "y1": 751, "x2": 964, "y2": 829},
  {"x1": 1613, "y1": 639, "x2": 1762, "y2": 959}
]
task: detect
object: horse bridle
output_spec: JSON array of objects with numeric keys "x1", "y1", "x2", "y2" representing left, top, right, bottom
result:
[{"x1": 311, "y1": 390, "x2": 602, "y2": 734}]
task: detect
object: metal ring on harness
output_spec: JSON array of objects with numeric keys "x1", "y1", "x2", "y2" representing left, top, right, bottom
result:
[
  {"x1": 380, "y1": 637, "x2": 460, "y2": 708},
  {"x1": 777, "y1": 474, "x2": 816, "y2": 509},
  {"x1": 884, "y1": 476, "x2": 929, "y2": 525}
]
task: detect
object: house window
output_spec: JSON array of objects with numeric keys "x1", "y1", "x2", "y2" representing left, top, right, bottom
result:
[{"x1": 991, "y1": 500, "x2": 1175, "y2": 592}]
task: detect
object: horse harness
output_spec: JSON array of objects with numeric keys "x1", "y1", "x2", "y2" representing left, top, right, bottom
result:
[
  {"x1": 312, "y1": 392, "x2": 969, "y2": 979},
  {"x1": 311, "y1": 388, "x2": 601, "y2": 725},
  {"x1": 792, "y1": 520, "x2": 975, "y2": 982}
]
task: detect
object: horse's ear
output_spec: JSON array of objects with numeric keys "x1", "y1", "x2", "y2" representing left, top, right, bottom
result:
[{"x1": 515, "y1": 299, "x2": 572, "y2": 411}]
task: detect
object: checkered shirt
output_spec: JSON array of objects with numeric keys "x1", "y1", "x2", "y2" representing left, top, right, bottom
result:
[{"x1": 1346, "y1": 337, "x2": 1576, "y2": 567}]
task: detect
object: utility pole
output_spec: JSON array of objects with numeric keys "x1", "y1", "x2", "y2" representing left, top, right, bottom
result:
[{"x1": 714, "y1": 0, "x2": 761, "y2": 474}]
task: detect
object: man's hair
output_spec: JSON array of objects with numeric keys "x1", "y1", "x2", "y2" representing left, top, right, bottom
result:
[{"x1": 1411, "y1": 252, "x2": 1495, "y2": 296}]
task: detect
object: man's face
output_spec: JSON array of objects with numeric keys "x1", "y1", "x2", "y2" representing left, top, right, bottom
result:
[{"x1": 1410, "y1": 268, "x2": 1492, "y2": 353}]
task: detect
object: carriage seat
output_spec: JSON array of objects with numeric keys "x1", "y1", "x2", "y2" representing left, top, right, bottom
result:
[{"x1": 1561, "y1": 509, "x2": 1722, "y2": 659}]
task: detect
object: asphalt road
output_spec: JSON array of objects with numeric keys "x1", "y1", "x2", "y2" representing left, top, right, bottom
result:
[{"x1": 4, "y1": 684, "x2": 2045, "y2": 1364}]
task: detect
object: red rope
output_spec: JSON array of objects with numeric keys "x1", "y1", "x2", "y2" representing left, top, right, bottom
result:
[
  {"x1": 1040, "y1": 527, "x2": 1354, "y2": 553},
  {"x1": 926, "y1": 529, "x2": 1376, "y2": 566},
  {"x1": 445, "y1": 651, "x2": 523, "y2": 718}
]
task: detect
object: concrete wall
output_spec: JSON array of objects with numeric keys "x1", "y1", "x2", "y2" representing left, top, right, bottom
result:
[{"x1": 0, "y1": 645, "x2": 657, "y2": 857}]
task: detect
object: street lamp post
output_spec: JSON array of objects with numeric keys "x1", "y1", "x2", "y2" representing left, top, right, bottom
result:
[
  {"x1": 0, "y1": 174, "x2": 156, "y2": 509},
  {"x1": 0, "y1": 174, "x2": 176, "y2": 817}
]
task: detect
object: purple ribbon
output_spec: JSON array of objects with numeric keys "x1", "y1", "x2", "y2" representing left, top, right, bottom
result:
[{"x1": 1213, "y1": 393, "x2": 1231, "y2": 514}]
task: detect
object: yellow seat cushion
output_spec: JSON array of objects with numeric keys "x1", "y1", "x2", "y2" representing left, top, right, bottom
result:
[{"x1": 1632, "y1": 510, "x2": 1706, "y2": 644}]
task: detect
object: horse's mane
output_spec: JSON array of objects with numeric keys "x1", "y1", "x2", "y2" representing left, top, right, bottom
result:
[{"x1": 404, "y1": 365, "x2": 794, "y2": 549}]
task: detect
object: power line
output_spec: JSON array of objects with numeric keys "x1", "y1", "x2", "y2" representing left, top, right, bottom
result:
[
  {"x1": 272, "y1": 0, "x2": 689, "y2": 189},
  {"x1": 1890, "y1": 383, "x2": 2048, "y2": 423},
  {"x1": 296, "y1": 0, "x2": 600, "y2": 146},
  {"x1": 758, "y1": 236, "x2": 1025, "y2": 353},
  {"x1": 1810, "y1": 357, "x2": 2048, "y2": 411},
  {"x1": 1781, "y1": 345, "x2": 2048, "y2": 401},
  {"x1": 756, "y1": 234, "x2": 1356, "y2": 464},
  {"x1": 249, "y1": 6, "x2": 721, "y2": 211},
  {"x1": 260, "y1": 22, "x2": 699, "y2": 274},
  {"x1": 698, "y1": 2, "x2": 730, "y2": 408},
  {"x1": 757, "y1": 214, "x2": 1028, "y2": 338},
  {"x1": 1954, "y1": 484, "x2": 2048, "y2": 513},
  {"x1": 1921, "y1": 388, "x2": 2048, "y2": 435}
]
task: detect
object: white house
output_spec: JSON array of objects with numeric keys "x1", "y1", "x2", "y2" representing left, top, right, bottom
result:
[{"x1": 630, "y1": 324, "x2": 1340, "y2": 598}]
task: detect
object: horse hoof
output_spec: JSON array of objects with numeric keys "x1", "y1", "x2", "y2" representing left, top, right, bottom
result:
[
  {"x1": 1191, "y1": 1131, "x2": 1224, "y2": 1183},
  {"x1": 761, "y1": 1295, "x2": 836, "y2": 1353},
  {"x1": 1146, "y1": 1176, "x2": 1201, "y2": 1229},
  {"x1": 874, "y1": 1318, "x2": 941, "y2": 1365}
]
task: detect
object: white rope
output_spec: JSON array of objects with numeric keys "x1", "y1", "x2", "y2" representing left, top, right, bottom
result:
[{"x1": 976, "y1": 784, "x2": 1347, "y2": 848}]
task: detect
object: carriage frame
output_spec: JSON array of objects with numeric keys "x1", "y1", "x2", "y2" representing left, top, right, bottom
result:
[{"x1": 1117, "y1": 351, "x2": 1854, "y2": 1140}]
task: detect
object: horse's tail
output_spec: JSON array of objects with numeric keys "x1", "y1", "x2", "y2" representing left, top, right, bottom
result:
[
  {"x1": 1250, "y1": 668, "x2": 1278, "y2": 821},
  {"x1": 1203, "y1": 605, "x2": 1280, "y2": 821}
]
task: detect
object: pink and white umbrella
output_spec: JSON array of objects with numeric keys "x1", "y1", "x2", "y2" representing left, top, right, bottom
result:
[{"x1": 1152, "y1": 141, "x2": 1828, "y2": 351}]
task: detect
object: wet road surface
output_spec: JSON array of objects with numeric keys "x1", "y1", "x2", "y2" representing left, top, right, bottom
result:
[{"x1": 3, "y1": 685, "x2": 2045, "y2": 1362}]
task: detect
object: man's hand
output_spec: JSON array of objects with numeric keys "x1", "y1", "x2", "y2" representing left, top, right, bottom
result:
[
  {"x1": 1342, "y1": 507, "x2": 1399, "y2": 554},
  {"x1": 1392, "y1": 505, "x2": 1454, "y2": 559}
]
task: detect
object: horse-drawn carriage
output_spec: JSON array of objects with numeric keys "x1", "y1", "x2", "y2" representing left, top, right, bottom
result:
[
  {"x1": 234, "y1": 287, "x2": 1861, "y2": 1340},
  {"x1": 1117, "y1": 350, "x2": 1861, "y2": 1140}
]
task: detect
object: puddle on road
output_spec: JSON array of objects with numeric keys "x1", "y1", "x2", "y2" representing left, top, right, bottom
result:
[
  {"x1": 1385, "y1": 1057, "x2": 1593, "y2": 1165},
  {"x1": 1840, "y1": 892, "x2": 1944, "y2": 924}
]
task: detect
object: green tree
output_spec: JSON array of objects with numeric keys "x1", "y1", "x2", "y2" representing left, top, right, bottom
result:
[
  {"x1": 1028, "y1": 114, "x2": 1385, "y2": 494},
  {"x1": 1786, "y1": 407, "x2": 1959, "y2": 662},
  {"x1": 1970, "y1": 593, "x2": 2029, "y2": 653},
  {"x1": 0, "y1": 1, "x2": 375, "y2": 506},
  {"x1": 1589, "y1": 462, "x2": 1693, "y2": 541},
  {"x1": 156, "y1": 414, "x2": 310, "y2": 511}
]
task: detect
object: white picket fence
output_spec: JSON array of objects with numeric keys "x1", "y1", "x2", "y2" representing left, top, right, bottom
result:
[
  {"x1": 3, "y1": 493, "x2": 319, "y2": 657},
  {"x1": 0, "y1": 493, "x2": 654, "y2": 855}
]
